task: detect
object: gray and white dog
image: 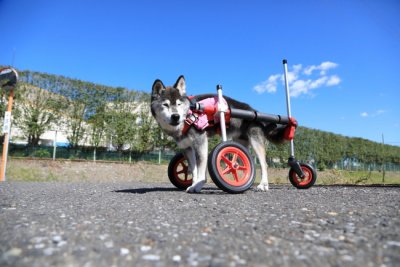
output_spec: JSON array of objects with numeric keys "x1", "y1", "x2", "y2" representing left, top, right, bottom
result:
[{"x1": 151, "y1": 75, "x2": 287, "y2": 193}]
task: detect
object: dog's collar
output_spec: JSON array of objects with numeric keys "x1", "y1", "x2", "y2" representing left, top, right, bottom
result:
[
  {"x1": 181, "y1": 113, "x2": 197, "y2": 135},
  {"x1": 181, "y1": 95, "x2": 197, "y2": 135}
]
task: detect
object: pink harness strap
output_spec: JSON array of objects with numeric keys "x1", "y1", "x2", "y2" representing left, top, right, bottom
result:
[{"x1": 183, "y1": 96, "x2": 229, "y2": 134}]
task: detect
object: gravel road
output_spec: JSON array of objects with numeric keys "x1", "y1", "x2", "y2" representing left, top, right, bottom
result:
[{"x1": 1, "y1": 182, "x2": 399, "y2": 267}]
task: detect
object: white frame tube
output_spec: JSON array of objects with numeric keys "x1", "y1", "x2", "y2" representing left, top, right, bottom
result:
[
  {"x1": 283, "y1": 59, "x2": 295, "y2": 157},
  {"x1": 217, "y1": 85, "x2": 227, "y2": 142}
]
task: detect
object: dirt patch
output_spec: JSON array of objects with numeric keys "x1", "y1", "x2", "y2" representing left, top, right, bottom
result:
[
  {"x1": 6, "y1": 158, "x2": 399, "y2": 185},
  {"x1": 7, "y1": 158, "x2": 291, "y2": 184},
  {"x1": 7, "y1": 158, "x2": 169, "y2": 183}
]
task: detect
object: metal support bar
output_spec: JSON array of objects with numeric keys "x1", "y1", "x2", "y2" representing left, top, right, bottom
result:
[
  {"x1": 230, "y1": 108, "x2": 289, "y2": 124},
  {"x1": 283, "y1": 59, "x2": 295, "y2": 157},
  {"x1": 217, "y1": 85, "x2": 227, "y2": 142}
]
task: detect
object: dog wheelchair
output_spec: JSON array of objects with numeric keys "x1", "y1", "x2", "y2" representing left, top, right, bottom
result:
[{"x1": 168, "y1": 60, "x2": 317, "y2": 193}]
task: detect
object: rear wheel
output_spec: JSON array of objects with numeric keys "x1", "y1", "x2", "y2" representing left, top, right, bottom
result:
[
  {"x1": 168, "y1": 153, "x2": 193, "y2": 190},
  {"x1": 208, "y1": 141, "x2": 255, "y2": 193},
  {"x1": 288, "y1": 163, "x2": 317, "y2": 189}
]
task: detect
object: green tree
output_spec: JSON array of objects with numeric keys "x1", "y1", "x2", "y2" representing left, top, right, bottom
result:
[
  {"x1": 14, "y1": 83, "x2": 59, "y2": 146},
  {"x1": 104, "y1": 88, "x2": 138, "y2": 152}
]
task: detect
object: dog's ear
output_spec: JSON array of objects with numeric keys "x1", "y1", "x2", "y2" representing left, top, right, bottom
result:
[
  {"x1": 174, "y1": 75, "x2": 186, "y2": 96},
  {"x1": 151, "y1": 79, "x2": 165, "y2": 100}
]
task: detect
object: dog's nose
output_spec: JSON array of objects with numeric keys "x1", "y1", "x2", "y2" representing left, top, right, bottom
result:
[{"x1": 171, "y1": 114, "x2": 180, "y2": 122}]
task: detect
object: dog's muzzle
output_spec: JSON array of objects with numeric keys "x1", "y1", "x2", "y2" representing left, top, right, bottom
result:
[{"x1": 170, "y1": 114, "x2": 180, "y2": 125}]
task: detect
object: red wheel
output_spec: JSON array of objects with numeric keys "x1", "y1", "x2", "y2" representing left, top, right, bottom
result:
[
  {"x1": 289, "y1": 163, "x2": 317, "y2": 189},
  {"x1": 168, "y1": 153, "x2": 193, "y2": 190},
  {"x1": 208, "y1": 141, "x2": 255, "y2": 193}
]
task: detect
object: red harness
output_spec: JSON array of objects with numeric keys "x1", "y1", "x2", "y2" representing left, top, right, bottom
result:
[{"x1": 182, "y1": 96, "x2": 230, "y2": 135}]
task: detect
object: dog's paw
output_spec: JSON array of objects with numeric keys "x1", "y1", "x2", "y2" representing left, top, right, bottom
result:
[
  {"x1": 256, "y1": 183, "x2": 269, "y2": 191},
  {"x1": 186, "y1": 180, "x2": 206, "y2": 193}
]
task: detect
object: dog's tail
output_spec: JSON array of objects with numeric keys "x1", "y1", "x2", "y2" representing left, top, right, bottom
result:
[{"x1": 263, "y1": 123, "x2": 288, "y2": 144}]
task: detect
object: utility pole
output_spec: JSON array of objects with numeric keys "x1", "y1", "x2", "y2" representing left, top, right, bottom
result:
[
  {"x1": 382, "y1": 134, "x2": 385, "y2": 183},
  {"x1": 53, "y1": 130, "x2": 58, "y2": 161},
  {"x1": 0, "y1": 67, "x2": 18, "y2": 182}
]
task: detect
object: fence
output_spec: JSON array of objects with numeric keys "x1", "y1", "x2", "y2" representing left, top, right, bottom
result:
[{"x1": 6, "y1": 144, "x2": 175, "y2": 164}]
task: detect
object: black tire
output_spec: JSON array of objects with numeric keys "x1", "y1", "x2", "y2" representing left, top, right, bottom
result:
[
  {"x1": 167, "y1": 153, "x2": 193, "y2": 190},
  {"x1": 208, "y1": 141, "x2": 255, "y2": 193},
  {"x1": 288, "y1": 163, "x2": 317, "y2": 189}
]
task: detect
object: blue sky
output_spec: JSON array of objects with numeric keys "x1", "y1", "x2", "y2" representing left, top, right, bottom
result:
[{"x1": 1, "y1": 0, "x2": 399, "y2": 145}]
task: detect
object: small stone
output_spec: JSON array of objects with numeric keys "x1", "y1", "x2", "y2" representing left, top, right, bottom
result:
[
  {"x1": 140, "y1": 245, "x2": 151, "y2": 252},
  {"x1": 232, "y1": 255, "x2": 247, "y2": 265},
  {"x1": 341, "y1": 255, "x2": 354, "y2": 261},
  {"x1": 387, "y1": 241, "x2": 400, "y2": 247},
  {"x1": 172, "y1": 255, "x2": 181, "y2": 262},
  {"x1": 142, "y1": 254, "x2": 160, "y2": 261},
  {"x1": 52, "y1": 235, "x2": 63, "y2": 243},
  {"x1": 4, "y1": 248, "x2": 22, "y2": 257},
  {"x1": 35, "y1": 243, "x2": 45, "y2": 249},
  {"x1": 31, "y1": 236, "x2": 46, "y2": 244},
  {"x1": 57, "y1": 241, "x2": 67, "y2": 247},
  {"x1": 99, "y1": 234, "x2": 108, "y2": 241},
  {"x1": 43, "y1": 247, "x2": 56, "y2": 256},
  {"x1": 120, "y1": 248, "x2": 130, "y2": 256},
  {"x1": 104, "y1": 241, "x2": 114, "y2": 248}
]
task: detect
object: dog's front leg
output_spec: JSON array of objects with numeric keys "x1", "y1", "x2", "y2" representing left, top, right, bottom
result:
[
  {"x1": 183, "y1": 147, "x2": 197, "y2": 182},
  {"x1": 186, "y1": 133, "x2": 208, "y2": 193}
]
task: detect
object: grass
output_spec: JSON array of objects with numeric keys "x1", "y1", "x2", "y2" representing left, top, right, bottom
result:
[
  {"x1": 254, "y1": 167, "x2": 399, "y2": 185},
  {"x1": 4, "y1": 158, "x2": 400, "y2": 185},
  {"x1": 8, "y1": 166, "x2": 59, "y2": 182},
  {"x1": 315, "y1": 169, "x2": 400, "y2": 185}
]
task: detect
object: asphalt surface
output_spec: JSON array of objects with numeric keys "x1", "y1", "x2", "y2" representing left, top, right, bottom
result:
[{"x1": 1, "y1": 182, "x2": 399, "y2": 267}]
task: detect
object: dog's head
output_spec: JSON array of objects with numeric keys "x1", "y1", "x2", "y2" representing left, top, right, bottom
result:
[{"x1": 151, "y1": 75, "x2": 190, "y2": 133}]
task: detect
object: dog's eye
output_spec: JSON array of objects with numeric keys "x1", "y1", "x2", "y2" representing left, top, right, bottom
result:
[{"x1": 163, "y1": 103, "x2": 169, "y2": 108}]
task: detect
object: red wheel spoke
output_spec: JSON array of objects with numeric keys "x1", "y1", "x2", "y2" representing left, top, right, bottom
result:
[
  {"x1": 237, "y1": 165, "x2": 247, "y2": 171},
  {"x1": 232, "y1": 153, "x2": 238, "y2": 164},
  {"x1": 176, "y1": 170, "x2": 186, "y2": 175},
  {"x1": 232, "y1": 169, "x2": 240, "y2": 182},
  {"x1": 221, "y1": 166, "x2": 232, "y2": 175},
  {"x1": 221, "y1": 155, "x2": 233, "y2": 166},
  {"x1": 180, "y1": 162, "x2": 187, "y2": 168}
]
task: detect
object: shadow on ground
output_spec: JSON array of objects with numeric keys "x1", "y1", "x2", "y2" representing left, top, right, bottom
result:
[{"x1": 113, "y1": 186, "x2": 237, "y2": 195}]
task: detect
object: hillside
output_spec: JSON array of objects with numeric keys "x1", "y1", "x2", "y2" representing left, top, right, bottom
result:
[{"x1": 2, "y1": 68, "x2": 400, "y2": 168}]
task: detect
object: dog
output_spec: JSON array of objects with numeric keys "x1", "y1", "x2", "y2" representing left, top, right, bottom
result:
[{"x1": 151, "y1": 75, "x2": 287, "y2": 193}]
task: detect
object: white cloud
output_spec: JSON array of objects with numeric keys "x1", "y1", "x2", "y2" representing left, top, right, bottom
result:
[
  {"x1": 303, "y1": 66, "x2": 316, "y2": 76},
  {"x1": 360, "y1": 109, "x2": 386, "y2": 118},
  {"x1": 327, "y1": 75, "x2": 341, "y2": 86},
  {"x1": 254, "y1": 61, "x2": 341, "y2": 97},
  {"x1": 304, "y1": 61, "x2": 338, "y2": 76},
  {"x1": 253, "y1": 74, "x2": 281, "y2": 94},
  {"x1": 310, "y1": 76, "x2": 328, "y2": 89},
  {"x1": 291, "y1": 80, "x2": 309, "y2": 97},
  {"x1": 376, "y1": 109, "x2": 385, "y2": 115},
  {"x1": 319, "y1": 61, "x2": 338, "y2": 75}
]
